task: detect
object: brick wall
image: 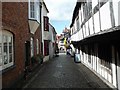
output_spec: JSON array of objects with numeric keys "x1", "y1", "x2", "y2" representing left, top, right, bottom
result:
[{"x1": 2, "y1": 2, "x2": 42, "y2": 88}]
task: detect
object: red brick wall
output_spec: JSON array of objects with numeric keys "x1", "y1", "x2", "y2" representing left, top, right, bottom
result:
[{"x1": 2, "y1": 2, "x2": 42, "y2": 88}]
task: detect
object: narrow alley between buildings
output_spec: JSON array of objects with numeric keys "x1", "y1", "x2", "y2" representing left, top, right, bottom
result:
[
  {"x1": 18, "y1": 53, "x2": 110, "y2": 89},
  {"x1": 1, "y1": 0, "x2": 120, "y2": 89}
]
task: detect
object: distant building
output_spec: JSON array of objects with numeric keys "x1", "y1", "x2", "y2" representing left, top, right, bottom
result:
[
  {"x1": 41, "y1": 1, "x2": 50, "y2": 62},
  {"x1": 56, "y1": 34, "x2": 65, "y2": 51},
  {"x1": 70, "y1": 0, "x2": 120, "y2": 89},
  {"x1": 49, "y1": 24, "x2": 57, "y2": 59}
]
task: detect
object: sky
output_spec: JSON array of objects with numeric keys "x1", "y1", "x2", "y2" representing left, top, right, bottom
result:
[{"x1": 44, "y1": 0, "x2": 77, "y2": 34}]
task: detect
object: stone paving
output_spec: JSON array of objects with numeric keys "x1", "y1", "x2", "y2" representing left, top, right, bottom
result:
[{"x1": 18, "y1": 53, "x2": 111, "y2": 89}]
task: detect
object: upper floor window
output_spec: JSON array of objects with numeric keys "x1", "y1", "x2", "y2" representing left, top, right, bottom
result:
[
  {"x1": 0, "y1": 30, "x2": 14, "y2": 70},
  {"x1": 29, "y1": 0, "x2": 40, "y2": 22},
  {"x1": 44, "y1": 16, "x2": 49, "y2": 31},
  {"x1": 30, "y1": 2, "x2": 35, "y2": 18}
]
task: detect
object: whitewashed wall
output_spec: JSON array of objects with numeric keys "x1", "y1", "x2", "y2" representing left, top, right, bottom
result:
[
  {"x1": 100, "y1": 1, "x2": 112, "y2": 31},
  {"x1": 70, "y1": 1, "x2": 120, "y2": 88},
  {"x1": 92, "y1": 0, "x2": 98, "y2": 9},
  {"x1": 89, "y1": 17, "x2": 94, "y2": 35},
  {"x1": 41, "y1": 2, "x2": 49, "y2": 61},
  {"x1": 112, "y1": 0, "x2": 120, "y2": 26},
  {"x1": 94, "y1": 11, "x2": 101, "y2": 33}
]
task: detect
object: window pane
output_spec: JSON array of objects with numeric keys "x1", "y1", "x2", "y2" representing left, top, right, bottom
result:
[
  {"x1": 9, "y1": 54, "x2": 12, "y2": 63},
  {"x1": 0, "y1": 55, "x2": 2, "y2": 66},
  {"x1": 30, "y1": 2, "x2": 35, "y2": 18},
  {"x1": 4, "y1": 55, "x2": 8, "y2": 65},
  {"x1": 8, "y1": 37, "x2": 12, "y2": 53},
  {"x1": 3, "y1": 35, "x2": 7, "y2": 43},
  {"x1": 4, "y1": 43, "x2": 7, "y2": 53},
  {"x1": 9, "y1": 45, "x2": 12, "y2": 53},
  {"x1": 3, "y1": 35, "x2": 8, "y2": 65},
  {"x1": 8, "y1": 36, "x2": 12, "y2": 43}
]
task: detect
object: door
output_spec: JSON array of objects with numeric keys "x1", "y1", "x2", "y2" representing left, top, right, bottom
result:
[{"x1": 25, "y1": 41, "x2": 30, "y2": 67}]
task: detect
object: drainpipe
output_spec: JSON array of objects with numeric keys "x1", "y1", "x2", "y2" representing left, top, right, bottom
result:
[{"x1": 40, "y1": 2, "x2": 43, "y2": 54}]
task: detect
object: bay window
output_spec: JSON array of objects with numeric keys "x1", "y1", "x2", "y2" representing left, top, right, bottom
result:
[
  {"x1": 29, "y1": 0, "x2": 40, "y2": 22},
  {"x1": 30, "y1": 2, "x2": 35, "y2": 19}
]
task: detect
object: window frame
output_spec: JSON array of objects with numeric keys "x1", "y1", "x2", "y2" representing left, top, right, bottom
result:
[
  {"x1": 0, "y1": 30, "x2": 14, "y2": 70},
  {"x1": 29, "y1": 1, "x2": 35, "y2": 19},
  {"x1": 28, "y1": 0, "x2": 40, "y2": 23},
  {"x1": 36, "y1": 39, "x2": 39, "y2": 54}
]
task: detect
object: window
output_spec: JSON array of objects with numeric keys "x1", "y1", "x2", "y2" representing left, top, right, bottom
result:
[
  {"x1": 0, "y1": 30, "x2": 14, "y2": 70},
  {"x1": 29, "y1": 0, "x2": 41, "y2": 23},
  {"x1": 36, "y1": 2, "x2": 40, "y2": 22},
  {"x1": 31, "y1": 38, "x2": 34, "y2": 57},
  {"x1": 44, "y1": 16, "x2": 49, "y2": 31},
  {"x1": 44, "y1": 40, "x2": 49, "y2": 56},
  {"x1": 36, "y1": 39, "x2": 39, "y2": 54},
  {"x1": 30, "y1": 1, "x2": 35, "y2": 18}
]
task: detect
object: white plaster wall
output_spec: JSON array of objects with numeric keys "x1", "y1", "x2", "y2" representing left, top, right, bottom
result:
[
  {"x1": 49, "y1": 25, "x2": 53, "y2": 41},
  {"x1": 85, "y1": 21, "x2": 89, "y2": 37},
  {"x1": 81, "y1": 4, "x2": 84, "y2": 23},
  {"x1": 113, "y1": 0, "x2": 119, "y2": 26},
  {"x1": 93, "y1": 12, "x2": 100, "y2": 33},
  {"x1": 79, "y1": 9, "x2": 82, "y2": 28},
  {"x1": 44, "y1": 31, "x2": 50, "y2": 40},
  {"x1": 89, "y1": 17, "x2": 94, "y2": 35},
  {"x1": 100, "y1": 2, "x2": 112, "y2": 31},
  {"x1": 41, "y1": 2, "x2": 48, "y2": 56},
  {"x1": 49, "y1": 42, "x2": 54, "y2": 59},
  {"x1": 118, "y1": 1, "x2": 120, "y2": 26},
  {"x1": 92, "y1": 0, "x2": 98, "y2": 9},
  {"x1": 79, "y1": 29, "x2": 83, "y2": 40},
  {"x1": 83, "y1": 25, "x2": 87, "y2": 38}
]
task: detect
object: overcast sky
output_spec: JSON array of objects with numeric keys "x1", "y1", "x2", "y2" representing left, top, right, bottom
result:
[{"x1": 44, "y1": 0, "x2": 77, "y2": 34}]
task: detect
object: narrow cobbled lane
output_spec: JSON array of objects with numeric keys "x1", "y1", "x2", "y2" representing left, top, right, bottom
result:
[{"x1": 23, "y1": 53, "x2": 110, "y2": 88}]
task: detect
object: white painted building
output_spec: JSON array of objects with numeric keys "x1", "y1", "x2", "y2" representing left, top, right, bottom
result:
[
  {"x1": 49, "y1": 24, "x2": 57, "y2": 59},
  {"x1": 41, "y1": 0, "x2": 50, "y2": 62},
  {"x1": 70, "y1": 0, "x2": 120, "y2": 89}
]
